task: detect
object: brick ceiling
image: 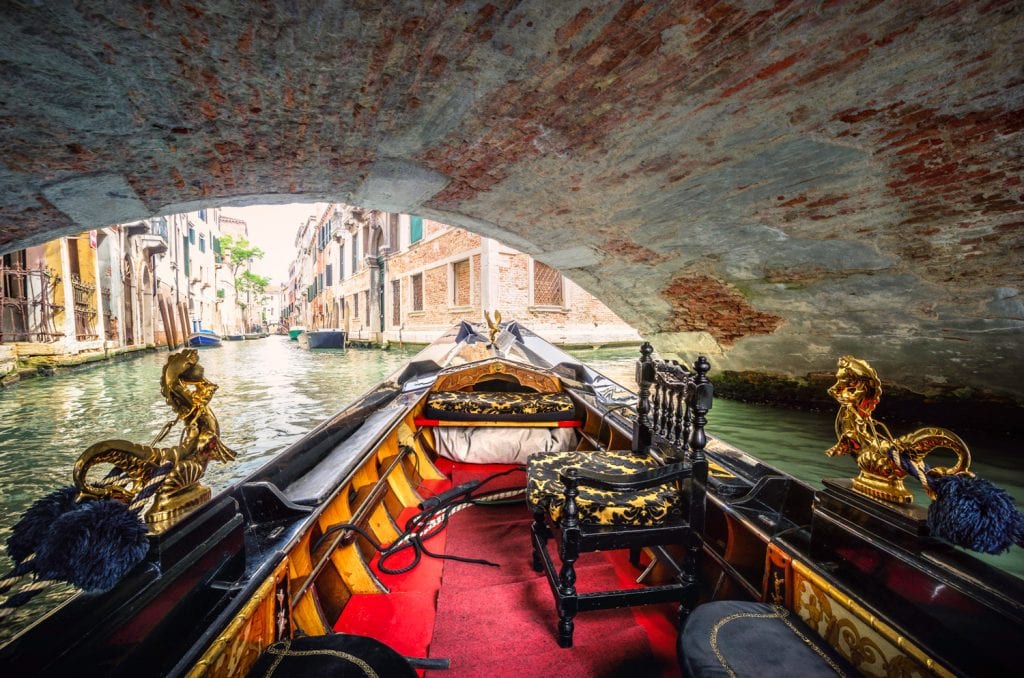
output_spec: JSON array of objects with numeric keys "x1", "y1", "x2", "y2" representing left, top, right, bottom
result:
[{"x1": 0, "y1": 1, "x2": 1021, "y2": 401}]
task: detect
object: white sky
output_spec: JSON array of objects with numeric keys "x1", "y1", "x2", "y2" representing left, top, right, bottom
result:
[{"x1": 219, "y1": 202, "x2": 327, "y2": 286}]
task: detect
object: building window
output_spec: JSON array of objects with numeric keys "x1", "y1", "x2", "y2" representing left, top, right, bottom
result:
[
  {"x1": 452, "y1": 259, "x2": 470, "y2": 307},
  {"x1": 198, "y1": 234, "x2": 206, "y2": 253},
  {"x1": 391, "y1": 279, "x2": 401, "y2": 325},
  {"x1": 198, "y1": 208, "x2": 207, "y2": 222},
  {"x1": 364, "y1": 290, "x2": 370, "y2": 325},
  {"x1": 411, "y1": 273, "x2": 423, "y2": 311},
  {"x1": 188, "y1": 226, "x2": 196, "y2": 245},
  {"x1": 339, "y1": 244, "x2": 345, "y2": 279},
  {"x1": 532, "y1": 261, "x2": 563, "y2": 307},
  {"x1": 353, "y1": 293, "x2": 359, "y2": 319},
  {"x1": 352, "y1": 232, "x2": 359, "y2": 273},
  {"x1": 410, "y1": 216, "x2": 423, "y2": 244},
  {"x1": 326, "y1": 264, "x2": 333, "y2": 287}
]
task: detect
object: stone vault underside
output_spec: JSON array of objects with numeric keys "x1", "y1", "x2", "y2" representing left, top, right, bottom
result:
[{"x1": 0, "y1": 1, "x2": 1021, "y2": 401}]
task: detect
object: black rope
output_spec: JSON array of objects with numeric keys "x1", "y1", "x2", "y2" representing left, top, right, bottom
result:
[{"x1": 313, "y1": 467, "x2": 525, "y2": 575}]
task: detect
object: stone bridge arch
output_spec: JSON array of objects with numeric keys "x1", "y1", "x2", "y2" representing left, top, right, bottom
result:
[{"x1": 0, "y1": 1, "x2": 1021, "y2": 407}]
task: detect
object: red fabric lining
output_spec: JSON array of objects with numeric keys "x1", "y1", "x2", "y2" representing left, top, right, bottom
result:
[
  {"x1": 334, "y1": 591, "x2": 436, "y2": 660},
  {"x1": 414, "y1": 417, "x2": 582, "y2": 428},
  {"x1": 334, "y1": 461, "x2": 678, "y2": 675},
  {"x1": 366, "y1": 507, "x2": 447, "y2": 594},
  {"x1": 427, "y1": 499, "x2": 677, "y2": 676}
]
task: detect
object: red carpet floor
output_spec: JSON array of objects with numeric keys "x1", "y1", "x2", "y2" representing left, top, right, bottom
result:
[{"x1": 337, "y1": 462, "x2": 679, "y2": 676}]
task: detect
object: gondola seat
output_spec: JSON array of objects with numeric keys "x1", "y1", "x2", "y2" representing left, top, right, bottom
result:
[
  {"x1": 527, "y1": 449, "x2": 683, "y2": 524},
  {"x1": 678, "y1": 601, "x2": 853, "y2": 677},
  {"x1": 421, "y1": 390, "x2": 578, "y2": 423},
  {"x1": 527, "y1": 344, "x2": 711, "y2": 648}
]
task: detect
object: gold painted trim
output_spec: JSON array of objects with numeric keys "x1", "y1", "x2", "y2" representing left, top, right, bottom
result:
[
  {"x1": 187, "y1": 561, "x2": 288, "y2": 677},
  {"x1": 791, "y1": 560, "x2": 954, "y2": 678},
  {"x1": 432, "y1": 357, "x2": 563, "y2": 393}
]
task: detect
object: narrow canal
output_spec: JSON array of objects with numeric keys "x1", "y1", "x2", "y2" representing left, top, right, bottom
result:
[{"x1": 1, "y1": 338, "x2": 1021, "y2": 642}]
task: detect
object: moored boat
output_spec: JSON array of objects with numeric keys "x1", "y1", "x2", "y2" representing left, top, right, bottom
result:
[
  {"x1": 288, "y1": 326, "x2": 305, "y2": 341},
  {"x1": 1, "y1": 320, "x2": 1020, "y2": 676},
  {"x1": 305, "y1": 328, "x2": 346, "y2": 349},
  {"x1": 186, "y1": 329, "x2": 221, "y2": 347}
]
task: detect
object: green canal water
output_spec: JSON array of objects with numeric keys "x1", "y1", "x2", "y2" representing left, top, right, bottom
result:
[{"x1": 0, "y1": 339, "x2": 1021, "y2": 642}]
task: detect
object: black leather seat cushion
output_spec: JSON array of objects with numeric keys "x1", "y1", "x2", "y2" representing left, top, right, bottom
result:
[{"x1": 679, "y1": 601, "x2": 853, "y2": 677}]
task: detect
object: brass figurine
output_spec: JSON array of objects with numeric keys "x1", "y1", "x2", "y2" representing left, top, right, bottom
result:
[
  {"x1": 825, "y1": 356, "x2": 972, "y2": 504},
  {"x1": 73, "y1": 349, "x2": 236, "y2": 530},
  {"x1": 485, "y1": 309, "x2": 502, "y2": 346}
]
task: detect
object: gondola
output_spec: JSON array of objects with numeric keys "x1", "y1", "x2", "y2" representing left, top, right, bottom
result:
[{"x1": 1, "y1": 320, "x2": 1021, "y2": 676}]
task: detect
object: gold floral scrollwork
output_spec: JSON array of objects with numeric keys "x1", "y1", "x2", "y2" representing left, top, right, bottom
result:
[
  {"x1": 792, "y1": 561, "x2": 949, "y2": 678},
  {"x1": 771, "y1": 572, "x2": 785, "y2": 606}
]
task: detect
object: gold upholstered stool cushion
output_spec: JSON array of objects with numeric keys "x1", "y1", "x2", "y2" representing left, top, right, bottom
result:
[{"x1": 526, "y1": 450, "x2": 683, "y2": 525}]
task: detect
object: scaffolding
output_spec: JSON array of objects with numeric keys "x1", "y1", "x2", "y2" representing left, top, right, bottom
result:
[{"x1": 0, "y1": 263, "x2": 63, "y2": 343}]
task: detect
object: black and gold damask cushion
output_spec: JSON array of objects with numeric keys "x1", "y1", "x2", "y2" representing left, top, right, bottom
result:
[
  {"x1": 526, "y1": 450, "x2": 683, "y2": 525},
  {"x1": 423, "y1": 391, "x2": 578, "y2": 423}
]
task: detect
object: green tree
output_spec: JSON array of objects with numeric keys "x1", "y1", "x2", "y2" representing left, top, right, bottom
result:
[
  {"x1": 219, "y1": 234, "x2": 265, "y2": 278},
  {"x1": 236, "y1": 271, "x2": 270, "y2": 297}
]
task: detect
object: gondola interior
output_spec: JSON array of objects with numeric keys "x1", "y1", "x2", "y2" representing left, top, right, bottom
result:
[{"x1": 2, "y1": 321, "x2": 1021, "y2": 677}]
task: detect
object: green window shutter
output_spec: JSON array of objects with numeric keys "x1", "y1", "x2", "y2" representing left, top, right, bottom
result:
[
  {"x1": 182, "y1": 235, "x2": 191, "y2": 277},
  {"x1": 189, "y1": 227, "x2": 196, "y2": 245},
  {"x1": 410, "y1": 216, "x2": 423, "y2": 244}
]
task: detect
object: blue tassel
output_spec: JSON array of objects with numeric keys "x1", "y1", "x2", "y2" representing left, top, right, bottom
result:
[
  {"x1": 6, "y1": 486, "x2": 79, "y2": 563},
  {"x1": 34, "y1": 500, "x2": 150, "y2": 592},
  {"x1": 927, "y1": 474, "x2": 1024, "y2": 555}
]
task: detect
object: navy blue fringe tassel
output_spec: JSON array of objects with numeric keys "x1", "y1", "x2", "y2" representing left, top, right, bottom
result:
[
  {"x1": 6, "y1": 486, "x2": 79, "y2": 564},
  {"x1": 927, "y1": 474, "x2": 1024, "y2": 555},
  {"x1": 33, "y1": 499, "x2": 150, "y2": 592}
]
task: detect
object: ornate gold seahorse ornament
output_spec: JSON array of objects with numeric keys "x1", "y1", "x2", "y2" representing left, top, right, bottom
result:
[
  {"x1": 825, "y1": 356, "x2": 972, "y2": 504},
  {"x1": 73, "y1": 349, "x2": 236, "y2": 530}
]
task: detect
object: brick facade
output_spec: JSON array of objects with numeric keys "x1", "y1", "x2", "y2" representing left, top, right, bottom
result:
[{"x1": 288, "y1": 209, "x2": 639, "y2": 346}]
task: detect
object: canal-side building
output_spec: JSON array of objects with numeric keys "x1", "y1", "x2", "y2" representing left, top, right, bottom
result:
[
  {"x1": 1, "y1": 231, "x2": 112, "y2": 380},
  {"x1": 1, "y1": 206, "x2": 249, "y2": 385},
  {"x1": 261, "y1": 284, "x2": 284, "y2": 333},
  {"x1": 285, "y1": 203, "x2": 639, "y2": 347}
]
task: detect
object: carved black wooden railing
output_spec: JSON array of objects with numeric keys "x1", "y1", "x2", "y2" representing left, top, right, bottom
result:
[{"x1": 632, "y1": 342, "x2": 712, "y2": 460}]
